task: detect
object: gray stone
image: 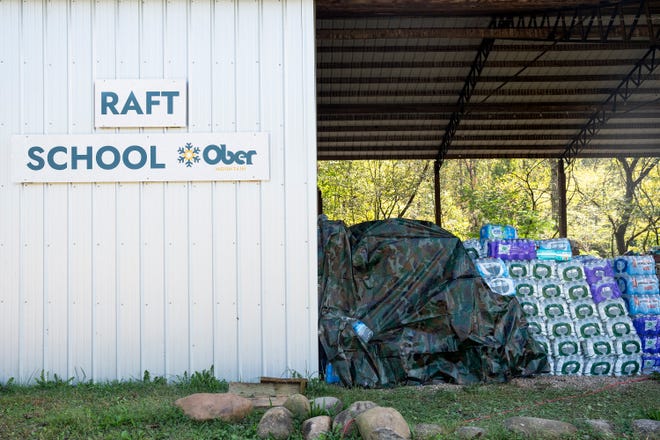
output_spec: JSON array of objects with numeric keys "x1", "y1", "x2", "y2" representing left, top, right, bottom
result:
[
  {"x1": 302, "y1": 415, "x2": 333, "y2": 440},
  {"x1": 413, "y1": 423, "x2": 445, "y2": 440},
  {"x1": 456, "y1": 426, "x2": 487, "y2": 439},
  {"x1": 311, "y1": 396, "x2": 343, "y2": 416},
  {"x1": 283, "y1": 393, "x2": 311, "y2": 418},
  {"x1": 174, "y1": 392, "x2": 253, "y2": 422},
  {"x1": 504, "y1": 416, "x2": 578, "y2": 439},
  {"x1": 333, "y1": 400, "x2": 379, "y2": 436},
  {"x1": 632, "y1": 419, "x2": 660, "y2": 440},
  {"x1": 356, "y1": 406, "x2": 412, "y2": 440},
  {"x1": 257, "y1": 406, "x2": 295, "y2": 440},
  {"x1": 582, "y1": 419, "x2": 615, "y2": 439}
]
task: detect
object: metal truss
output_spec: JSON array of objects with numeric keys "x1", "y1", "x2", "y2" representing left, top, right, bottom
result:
[
  {"x1": 562, "y1": 45, "x2": 660, "y2": 163},
  {"x1": 435, "y1": 37, "x2": 495, "y2": 168},
  {"x1": 492, "y1": 0, "x2": 659, "y2": 43}
]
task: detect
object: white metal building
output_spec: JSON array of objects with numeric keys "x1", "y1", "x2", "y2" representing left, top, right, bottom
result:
[{"x1": 0, "y1": 0, "x2": 318, "y2": 383}]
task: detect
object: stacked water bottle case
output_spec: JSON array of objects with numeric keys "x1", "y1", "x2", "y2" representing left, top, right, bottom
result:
[
  {"x1": 466, "y1": 225, "x2": 648, "y2": 376},
  {"x1": 613, "y1": 256, "x2": 660, "y2": 373}
]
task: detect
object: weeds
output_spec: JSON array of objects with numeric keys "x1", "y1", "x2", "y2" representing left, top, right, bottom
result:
[
  {"x1": 309, "y1": 400, "x2": 332, "y2": 417},
  {"x1": 175, "y1": 366, "x2": 228, "y2": 393},
  {"x1": 35, "y1": 371, "x2": 74, "y2": 389},
  {"x1": 141, "y1": 370, "x2": 166, "y2": 385}
]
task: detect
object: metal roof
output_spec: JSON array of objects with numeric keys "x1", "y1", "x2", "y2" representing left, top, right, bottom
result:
[{"x1": 315, "y1": 0, "x2": 660, "y2": 161}]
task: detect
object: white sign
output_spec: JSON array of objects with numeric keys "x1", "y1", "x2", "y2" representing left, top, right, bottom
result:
[
  {"x1": 95, "y1": 79, "x2": 187, "y2": 128},
  {"x1": 12, "y1": 133, "x2": 269, "y2": 182}
]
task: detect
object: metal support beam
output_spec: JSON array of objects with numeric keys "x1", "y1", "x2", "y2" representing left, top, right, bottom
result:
[
  {"x1": 436, "y1": 37, "x2": 495, "y2": 167},
  {"x1": 562, "y1": 45, "x2": 660, "y2": 163},
  {"x1": 434, "y1": 160, "x2": 442, "y2": 227},
  {"x1": 491, "y1": 0, "x2": 652, "y2": 42},
  {"x1": 557, "y1": 159, "x2": 568, "y2": 238},
  {"x1": 318, "y1": 0, "x2": 659, "y2": 43}
]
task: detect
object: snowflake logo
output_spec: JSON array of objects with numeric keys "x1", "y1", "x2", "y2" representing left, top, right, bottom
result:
[{"x1": 178, "y1": 143, "x2": 200, "y2": 167}]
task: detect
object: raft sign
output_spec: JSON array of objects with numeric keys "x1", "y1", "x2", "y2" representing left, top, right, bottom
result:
[
  {"x1": 94, "y1": 79, "x2": 187, "y2": 128},
  {"x1": 11, "y1": 133, "x2": 269, "y2": 182}
]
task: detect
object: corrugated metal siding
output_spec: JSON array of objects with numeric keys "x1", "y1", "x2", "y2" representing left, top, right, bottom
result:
[{"x1": 0, "y1": 0, "x2": 318, "y2": 383}]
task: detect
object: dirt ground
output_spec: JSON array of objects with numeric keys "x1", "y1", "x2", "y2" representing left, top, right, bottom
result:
[{"x1": 508, "y1": 374, "x2": 653, "y2": 390}]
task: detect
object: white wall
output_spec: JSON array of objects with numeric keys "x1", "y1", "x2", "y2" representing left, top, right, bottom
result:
[{"x1": 0, "y1": 0, "x2": 318, "y2": 383}]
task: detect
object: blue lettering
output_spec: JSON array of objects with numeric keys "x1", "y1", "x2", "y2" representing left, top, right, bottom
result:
[
  {"x1": 26, "y1": 144, "x2": 168, "y2": 172},
  {"x1": 202, "y1": 144, "x2": 257, "y2": 166},
  {"x1": 96, "y1": 146, "x2": 120, "y2": 170},
  {"x1": 47, "y1": 146, "x2": 67, "y2": 170},
  {"x1": 100, "y1": 92, "x2": 119, "y2": 115},
  {"x1": 146, "y1": 91, "x2": 160, "y2": 114},
  {"x1": 245, "y1": 150, "x2": 257, "y2": 165},
  {"x1": 150, "y1": 145, "x2": 165, "y2": 169},
  {"x1": 161, "y1": 91, "x2": 179, "y2": 114},
  {"x1": 120, "y1": 92, "x2": 144, "y2": 115},
  {"x1": 123, "y1": 145, "x2": 147, "y2": 169},
  {"x1": 71, "y1": 146, "x2": 93, "y2": 170},
  {"x1": 27, "y1": 146, "x2": 45, "y2": 170},
  {"x1": 203, "y1": 144, "x2": 222, "y2": 165}
]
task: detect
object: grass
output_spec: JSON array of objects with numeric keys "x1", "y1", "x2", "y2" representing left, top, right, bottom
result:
[{"x1": 0, "y1": 370, "x2": 658, "y2": 439}]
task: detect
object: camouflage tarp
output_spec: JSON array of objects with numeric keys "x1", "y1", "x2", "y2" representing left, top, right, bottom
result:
[{"x1": 318, "y1": 216, "x2": 548, "y2": 387}]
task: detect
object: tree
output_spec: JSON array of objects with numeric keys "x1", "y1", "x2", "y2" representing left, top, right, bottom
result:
[
  {"x1": 317, "y1": 160, "x2": 433, "y2": 225},
  {"x1": 570, "y1": 157, "x2": 659, "y2": 256},
  {"x1": 446, "y1": 159, "x2": 554, "y2": 238},
  {"x1": 317, "y1": 157, "x2": 660, "y2": 255}
]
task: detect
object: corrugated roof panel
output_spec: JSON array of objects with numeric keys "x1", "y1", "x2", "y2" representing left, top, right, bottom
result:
[{"x1": 315, "y1": 5, "x2": 660, "y2": 161}]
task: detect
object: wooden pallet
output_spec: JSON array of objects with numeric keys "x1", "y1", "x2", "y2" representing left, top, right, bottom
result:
[{"x1": 228, "y1": 377, "x2": 307, "y2": 408}]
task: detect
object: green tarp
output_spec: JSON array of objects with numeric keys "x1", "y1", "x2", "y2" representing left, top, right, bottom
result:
[{"x1": 318, "y1": 216, "x2": 548, "y2": 387}]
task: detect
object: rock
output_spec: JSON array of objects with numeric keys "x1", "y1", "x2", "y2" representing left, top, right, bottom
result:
[
  {"x1": 311, "y1": 396, "x2": 343, "y2": 416},
  {"x1": 456, "y1": 426, "x2": 487, "y2": 439},
  {"x1": 302, "y1": 415, "x2": 333, "y2": 440},
  {"x1": 582, "y1": 419, "x2": 615, "y2": 439},
  {"x1": 283, "y1": 393, "x2": 311, "y2": 418},
  {"x1": 355, "y1": 406, "x2": 412, "y2": 440},
  {"x1": 257, "y1": 406, "x2": 295, "y2": 440},
  {"x1": 504, "y1": 416, "x2": 578, "y2": 439},
  {"x1": 632, "y1": 419, "x2": 660, "y2": 440},
  {"x1": 174, "y1": 392, "x2": 253, "y2": 422},
  {"x1": 413, "y1": 423, "x2": 445, "y2": 440},
  {"x1": 333, "y1": 400, "x2": 379, "y2": 436}
]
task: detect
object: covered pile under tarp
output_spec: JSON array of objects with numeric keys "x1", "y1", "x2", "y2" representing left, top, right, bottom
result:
[{"x1": 318, "y1": 216, "x2": 548, "y2": 387}]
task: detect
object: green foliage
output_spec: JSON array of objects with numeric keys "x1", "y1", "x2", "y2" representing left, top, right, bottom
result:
[
  {"x1": 646, "y1": 408, "x2": 660, "y2": 421},
  {"x1": 0, "y1": 377, "x2": 16, "y2": 393},
  {"x1": 309, "y1": 399, "x2": 332, "y2": 417},
  {"x1": 318, "y1": 160, "x2": 434, "y2": 224},
  {"x1": 318, "y1": 158, "x2": 660, "y2": 254},
  {"x1": 142, "y1": 370, "x2": 167, "y2": 385},
  {"x1": 175, "y1": 366, "x2": 227, "y2": 393},
  {"x1": 35, "y1": 370, "x2": 74, "y2": 389},
  {"x1": 569, "y1": 157, "x2": 660, "y2": 256}
]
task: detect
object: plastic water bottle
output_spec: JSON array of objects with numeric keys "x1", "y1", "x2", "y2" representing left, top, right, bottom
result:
[
  {"x1": 614, "y1": 355, "x2": 642, "y2": 376},
  {"x1": 632, "y1": 315, "x2": 660, "y2": 337},
  {"x1": 514, "y1": 279, "x2": 537, "y2": 298},
  {"x1": 596, "y1": 298, "x2": 627, "y2": 320},
  {"x1": 352, "y1": 320, "x2": 374, "y2": 343},
  {"x1": 583, "y1": 357, "x2": 614, "y2": 376},
  {"x1": 554, "y1": 355, "x2": 583, "y2": 375},
  {"x1": 613, "y1": 255, "x2": 656, "y2": 275},
  {"x1": 556, "y1": 261, "x2": 585, "y2": 282},
  {"x1": 583, "y1": 259, "x2": 614, "y2": 284},
  {"x1": 565, "y1": 282, "x2": 590, "y2": 302},
  {"x1": 325, "y1": 363, "x2": 340, "y2": 384},
  {"x1": 485, "y1": 277, "x2": 515, "y2": 296},
  {"x1": 589, "y1": 280, "x2": 621, "y2": 304}
]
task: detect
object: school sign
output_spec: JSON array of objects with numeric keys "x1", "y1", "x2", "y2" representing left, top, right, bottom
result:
[
  {"x1": 12, "y1": 79, "x2": 270, "y2": 183},
  {"x1": 12, "y1": 133, "x2": 270, "y2": 182}
]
